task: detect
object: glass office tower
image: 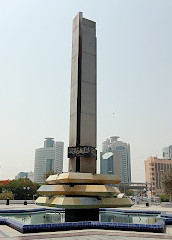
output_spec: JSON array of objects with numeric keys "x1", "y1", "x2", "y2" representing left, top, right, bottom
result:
[
  {"x1": 34, "y1": 138, "x2": 64, "y2": 183},
  {"x1": 101, "y1": 136, "x2": 131, "y2": 183}
]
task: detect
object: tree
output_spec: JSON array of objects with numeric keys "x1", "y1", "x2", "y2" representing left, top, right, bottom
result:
[
  {"x1": 161, "y1": 170, "x2": 172, "y2": 202},
  {"x1": 118, "y1": 184, "x2": 129, "y2": 193},
  {"x1": 0, "y1": 191, "x2": 14, "y2": 200},
  {"x1": 125, "y1": 189, "x2": 135, "y2": 196},
  {"x1": 4, "y1": 178, "x2": 40, "y2": 200}
]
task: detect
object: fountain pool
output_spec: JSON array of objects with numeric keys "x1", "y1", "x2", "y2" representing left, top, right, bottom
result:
[
  {"x1": 0, "y1": 210, "x2": 160, "y2": 225},
  {"x1": 0, "y1": 208, "x2": 167, "y2": 233}
]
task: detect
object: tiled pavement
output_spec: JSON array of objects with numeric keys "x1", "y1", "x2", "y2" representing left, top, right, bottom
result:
[
  {"x1": 0, "y1": 229, "x2": 172, "y2": 240},
  {"x1": 0, "y1": 204, "x2": 172, "y2": 239}
]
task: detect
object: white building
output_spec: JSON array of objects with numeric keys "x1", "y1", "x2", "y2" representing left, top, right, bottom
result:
[
  {"x1": 162, "y1": 145, "x2": 172, "y2": 160},
  {"x1": 34, "y1": 138, "x2": 64, "y2": 183},
  {"x1": 101, "y1": 136, "x2": 131, "y2": 183}
]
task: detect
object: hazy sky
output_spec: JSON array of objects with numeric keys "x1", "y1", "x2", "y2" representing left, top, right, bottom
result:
[{"x1": 0, "y1": 0, "x2": 172, "y2": 181}]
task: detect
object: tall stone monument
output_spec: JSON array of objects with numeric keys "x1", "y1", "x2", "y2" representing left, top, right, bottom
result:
[
  {"x1": 68, "y1": 12, "x2": 97, "y2": 174},
  {"x1": 36, "y1": 12, "x2": 133, "y2": 222}
]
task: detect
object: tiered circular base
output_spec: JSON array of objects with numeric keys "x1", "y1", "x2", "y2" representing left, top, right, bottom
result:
[{"x1": 36, "y1": 173, "x2": 133, "y2": 209}]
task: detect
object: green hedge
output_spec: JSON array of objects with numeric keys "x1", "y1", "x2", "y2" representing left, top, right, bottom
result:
[{"x1": 160, "y1": 194, "x2": 169, "y2": 202}]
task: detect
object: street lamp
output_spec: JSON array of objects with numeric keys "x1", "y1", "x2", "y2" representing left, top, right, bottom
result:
[{"x1": 23, "y1": 187, "x2": 30, "y2": 205}]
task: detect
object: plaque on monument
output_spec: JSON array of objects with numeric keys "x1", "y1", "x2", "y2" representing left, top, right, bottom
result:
[{"x1": 68, "y1": 146, "x2": 97, "y2": 158}]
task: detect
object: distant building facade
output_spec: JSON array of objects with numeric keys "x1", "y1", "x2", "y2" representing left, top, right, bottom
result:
[
  {"x1": 15, "y1": 172, "x2": 34, "y2": 182},
  {"x1": 100, "y1": 136, "x2": 131, "y2": 183},
  {"x1": 162, "y1": 145, "x2": 172, "y2": 160},
  {"x1": 34, "y1": 138, "x2": 64, "y2": 183},
  {"x1": 145, "y1": 156, "x2": 172, "y2": 197},
  {"x1": 100, "y1": 151, "x2": 122, "y2": 178}
]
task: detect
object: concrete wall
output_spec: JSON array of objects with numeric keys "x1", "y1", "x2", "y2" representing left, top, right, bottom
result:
[{"x1": 0, "y1": 200, "x2": 35, "y2": 204}]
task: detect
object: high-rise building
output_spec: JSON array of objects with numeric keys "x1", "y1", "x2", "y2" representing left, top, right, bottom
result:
[
  {"x1": 145, "y1": 156, "x2": 172, "y2": 197},
  {"x1": 100, "y1": 151, "x2": 122, "y2": 179},
  {"x1": 101, "y1": 136, "x2": 131, "y2": 183},
  {"x1": 34, "y1": 138, "x2": 64, "y2": 183},
  {"x1": 15, "y1": 171, "x2": 34, "y2": 182},
  {"x1": 162, "y1": 145, "x2": 172, "y2": 160}
]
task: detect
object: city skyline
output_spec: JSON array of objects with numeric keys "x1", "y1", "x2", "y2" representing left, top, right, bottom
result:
[{"x1": 0, "y1": 0, "x2": 172, "y2": 181}]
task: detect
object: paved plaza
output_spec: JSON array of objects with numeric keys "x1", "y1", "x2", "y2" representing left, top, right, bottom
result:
[{"x1": 0, "y1": 204, "x2": 172, "y2": 239}]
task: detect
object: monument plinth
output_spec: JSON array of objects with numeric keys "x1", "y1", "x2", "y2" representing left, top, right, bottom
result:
[{"x1": 36, "y1": 12, "x2": 133, "y2": 222}]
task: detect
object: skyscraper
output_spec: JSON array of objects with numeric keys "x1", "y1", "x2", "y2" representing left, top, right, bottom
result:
[
  {"x1": 34, "y1": 138, "x2": 64, "y2": 183},
  {"x1": 100, "y1": 151, "x2": 122, "y2": 178},
  {"x1": 101, "y1": 136, "x2": 131, "y2": 183}
]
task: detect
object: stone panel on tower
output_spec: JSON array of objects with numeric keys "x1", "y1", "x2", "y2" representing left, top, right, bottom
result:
[{"x1": 68, "y1": 12, "x2": 97, "y2": 173}]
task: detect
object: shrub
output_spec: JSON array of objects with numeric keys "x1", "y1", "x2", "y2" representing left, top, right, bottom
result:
[
  {"x1": 0, "y1": 191, "x2": 14, "y2": 200},
  {"x1": 159, "y1": 194, "x2": 169, "y2": 202}
]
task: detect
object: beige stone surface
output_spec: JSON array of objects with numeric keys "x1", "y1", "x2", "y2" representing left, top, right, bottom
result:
[
  {"x1": 46, "y1": 174, "x2": 59, "y2": 184},
  {"x1": 46, "y1": 172, "x2": 121, "y2": 185},
  {"x1": 36, "y1": 196, "x2": 133, "y2": 209},
  {"x1": 38, "y1": 184, "x2": 121, "y2": 197}
]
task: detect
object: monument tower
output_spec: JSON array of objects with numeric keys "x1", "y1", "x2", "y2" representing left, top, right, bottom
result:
[
  {"x1": 68, "y1": 12, "x2": 97, "y2": 174},
  {"x1": 36, "y1": 12, "x2": 133, "y2": 222}
]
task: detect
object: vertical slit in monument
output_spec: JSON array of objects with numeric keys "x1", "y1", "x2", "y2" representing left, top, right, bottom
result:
[{"x1": 76, "y1": 13, "x2": 82, "y2": 172}]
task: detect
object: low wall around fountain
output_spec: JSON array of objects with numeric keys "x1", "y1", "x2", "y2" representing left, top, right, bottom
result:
[{"x1": 0, "y1": 200, "x2": 35, "y2": 204}]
